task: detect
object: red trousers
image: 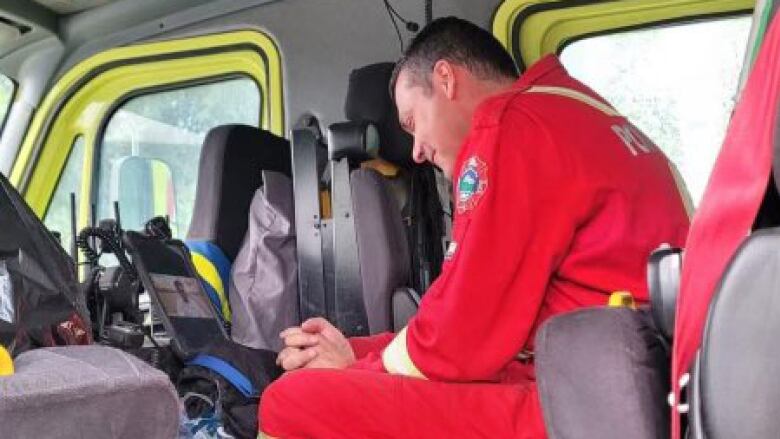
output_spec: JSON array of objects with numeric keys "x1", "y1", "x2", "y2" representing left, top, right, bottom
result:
[{"x1": 259, "y1": 367, "x2": 546, "y2": 438}]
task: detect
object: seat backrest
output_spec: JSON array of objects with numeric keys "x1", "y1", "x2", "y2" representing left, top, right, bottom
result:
[
  {"x1": 689, "y1": 228, "x2": 780, "y2": 439},
  {"x1": 325, "y1": 120, "x2": 412, "y2": 335},
  {"x1": 186, "y1": 124, "x2": 292, "y2": 323},
  {"x1": 535, "y1": 307, "x2": 670, "y2": 439},
  {"x1": 187, "y1": 125, "x2": 292, "y2": 261},
  {"x1": 345, "y1": 62, "x2": 445, "y2": 294},
  {"x1": 351, "y1": 167, "x2": 410, "y2": 333}
]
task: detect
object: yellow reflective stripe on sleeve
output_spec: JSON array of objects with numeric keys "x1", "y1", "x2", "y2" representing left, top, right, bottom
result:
[
  {"x1": 258, "y1": 433, "x2": 277, "y2": 439},
  {"x1": 381, "y1": 326, "x2": 428, "y2": 379},
  {"x1": 191, "y1": 252, "x2": 231, "y2": 321},
  {"x1": 525, "y1": 86, "x2": 621, "y2": 118}
]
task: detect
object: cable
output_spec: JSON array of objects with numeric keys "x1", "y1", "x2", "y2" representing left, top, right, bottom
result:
[
  {"x1": 382, "y1": 0, "x2": 421, "y2": 52},
  {"x1": 76, "y1": 226, "x2": 137, "y2": 281},
  {"x1": 382, "y1": 0, "x2": 405, "y2": 52},
  {"x1": 385, "y1": 0, "x2": 420, "y2": 32},
  {"x1": 425, "y1": 0, "x2": 433, "y2": 25}
]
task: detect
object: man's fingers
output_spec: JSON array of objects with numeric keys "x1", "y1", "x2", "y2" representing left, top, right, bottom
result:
[
  {"x1": 281, "y1": 332, "x2": 320, "y2": 349},
  {"x1": 301, "y1": 317, "x2": 331, "y2": 334},
  {"x1": 279, "y1": 326, "x2": 304, "y2": 339},
  {"x1": 277, "y1": 347, "x2": 317, "y2": 371}
]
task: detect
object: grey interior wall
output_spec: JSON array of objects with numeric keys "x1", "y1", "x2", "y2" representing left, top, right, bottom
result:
[
  {"x1": 157, "y1": 0, "x2": 502, "y2": 133},
  {"x1": 0, "y1": 0, "x2": 502, "y2": 173},
  {"x1": 0, "y1": 37, "x2": 64, "y2": 172}
]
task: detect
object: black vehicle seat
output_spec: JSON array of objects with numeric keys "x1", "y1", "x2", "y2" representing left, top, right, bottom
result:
[
  {"x1": 687, "y1": 228, "x2": 780, "y2": 439},
  {"x1": 345, "y1": 62, "x2": 445, "y2": 296},
  {"x1": 320, "y1": 61, "x2": 447, "y2": 336},
  {"x1": 535, "y1": 305, "x2": 670, "y2": 439},
  {"x1": 186, "y1": 124, "x2": 292, "y2": 325},
  {"x1": 325, "y1": 121, "x2": 413, "y2": 336},
  {"x1": 533, "y1": 241, "x2": 683, "y2": 439}
]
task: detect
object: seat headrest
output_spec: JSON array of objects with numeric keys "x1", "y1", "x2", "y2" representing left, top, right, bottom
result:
[
  {"x1": 345, "y1": 62, "x2": 414, "y2": 168},
  {"x1": 328, "y1": 121, "x2": 379, "y2": 162},
  {"x1": 187, "y1": 124, "x2": 291, "y2": 261}
]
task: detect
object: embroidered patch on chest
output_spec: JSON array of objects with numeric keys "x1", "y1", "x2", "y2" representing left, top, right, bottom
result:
[{"x1": 456, "y1": 156, "x2": 488, "y2": 214}]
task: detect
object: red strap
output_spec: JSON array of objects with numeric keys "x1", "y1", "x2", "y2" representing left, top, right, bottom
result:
[{"x1": 670, "y1": 15, "x2": 780, "y2": 438}]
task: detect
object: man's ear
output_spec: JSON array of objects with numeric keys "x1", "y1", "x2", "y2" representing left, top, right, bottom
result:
[{"x1": 432, "y1": 60, "x2": 456, "y2": 100}]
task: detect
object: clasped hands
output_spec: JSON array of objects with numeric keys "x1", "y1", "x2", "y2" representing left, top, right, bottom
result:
[{"x1": 276, "y1": 317, "x2": 356, "y2": 371}]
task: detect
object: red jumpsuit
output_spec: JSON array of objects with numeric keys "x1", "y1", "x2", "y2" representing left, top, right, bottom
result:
[{"x1": 259, "y1": 55, "x2": 690, "y2": 438}]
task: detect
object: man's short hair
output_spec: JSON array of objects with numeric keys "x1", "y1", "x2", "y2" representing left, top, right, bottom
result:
[{"x1": 390, "y1": 16, "x2": 519, "y2": 98}]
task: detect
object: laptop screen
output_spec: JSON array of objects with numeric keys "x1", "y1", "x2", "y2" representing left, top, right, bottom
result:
[{"x1": 125, "y1": 232, "x2": 227, "y2": 358}]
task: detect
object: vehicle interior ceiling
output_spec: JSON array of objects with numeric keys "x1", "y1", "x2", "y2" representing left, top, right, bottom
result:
[{"x1": 0, "y1": 0, "x2": 501, "y2": 176}]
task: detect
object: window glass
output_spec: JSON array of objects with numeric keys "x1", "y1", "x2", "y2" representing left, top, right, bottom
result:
[
  {"x1": 561, "y1": 16, "x2": 752, "y2": 205},
  {"x1": 96, "y1": 78, "x2": 261, "y2": 236},
  {"x1": 44, "y1": 136, "x2": 85, "y2": 253},
  {"x1": 0, "y1": 75, "x2": 14, "y2": 133}
]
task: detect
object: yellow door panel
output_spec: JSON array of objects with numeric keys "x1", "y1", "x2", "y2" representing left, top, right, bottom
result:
[{"x1": 493, "y1": 0, "x2": 754, "y2": 68}]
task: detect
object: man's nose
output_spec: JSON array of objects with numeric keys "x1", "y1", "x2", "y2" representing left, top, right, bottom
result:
[{"x1": 412, "y1": 139, "x2": 426, "y2": 163}]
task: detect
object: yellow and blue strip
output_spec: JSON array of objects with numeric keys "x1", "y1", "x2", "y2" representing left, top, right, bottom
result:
[{"x1": 186, "y1": 240, "x2": 232, "y2": 323}]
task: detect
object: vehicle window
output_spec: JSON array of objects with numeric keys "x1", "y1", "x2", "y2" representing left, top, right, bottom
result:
[
  {"x1": 0, "y1": 75, "x2": 14, "y2": 133},
  {"x1": 44, "y1": 136, "x2": 85, "y2": 253},
  {"x1": 96, "y1": 77, "x2": 261, "y2": 237},
  {"x1": 561, "y1": 16, "x2": 752, "y2": 205}
]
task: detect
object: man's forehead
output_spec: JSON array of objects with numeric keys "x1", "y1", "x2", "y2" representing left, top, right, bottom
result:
[
  {"x1": 394, "y1": 70, "x2": 422, "y2": 108},
  {"x1": 394, "y1": 70, "x2": 412, "y2": 97}
]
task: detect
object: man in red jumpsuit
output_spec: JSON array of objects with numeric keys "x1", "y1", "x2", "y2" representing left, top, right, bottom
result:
[{"x1": 259, "y1": 17, "x2": 690, "y2": 438}]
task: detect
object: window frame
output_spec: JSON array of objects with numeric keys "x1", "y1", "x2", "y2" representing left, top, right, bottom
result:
[
  {"x1": 42, "y1": 134, "x2": 85, "y2": 257},
  {"x1": 492, "y1": 0, "x2": 754, "y2": 71},
  {"x1": 9, "y1": 30, "x2": 283, "y2": 235},
  {"x1": 0, "y1": 74, "x2": 17, "y2": 137}
]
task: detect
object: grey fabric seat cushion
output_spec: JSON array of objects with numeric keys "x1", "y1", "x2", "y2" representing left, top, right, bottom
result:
[
  {"x1": 1, "y1": 345, "x2": 179, "y2": 438},
  {"x1": 351, "y1": 168, "x2": 410, "y2": 333},
  {"x1": 535, "y1": 307, "x2": 669, "y2": 439}
]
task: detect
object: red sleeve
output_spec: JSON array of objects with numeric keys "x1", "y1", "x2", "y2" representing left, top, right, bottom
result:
[
  {"x1": 346, "y1": 333, "x2": 394, "y2": 373},
  {"x1": 348, "y1": 332, "x2": 394, "y2": 359},
  {"x1": 381, "y1": 105, "x2": 587, "y2": 382}
]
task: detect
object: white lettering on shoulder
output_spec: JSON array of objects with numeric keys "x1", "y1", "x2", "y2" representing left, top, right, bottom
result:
[{"x1": 612, "y1": 123, "x2": 654, "y2": 156}]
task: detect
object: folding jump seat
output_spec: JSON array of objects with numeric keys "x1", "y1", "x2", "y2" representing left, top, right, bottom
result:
[
  {"x1": 185, "y1": 124, "x2": 292, "y2": 325},
  {"x1": 291, "y1": 63, "x2": 445, "y2": 337},
  {"x1": 325, "y1": 120, "x2": 414, "y2": 336},
  {"x1": 344, "y1": 62, "x2": 446, "y2": 296},
  {"x1": 323, "y1": 62, "x2": 449, "y2": 336}
]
